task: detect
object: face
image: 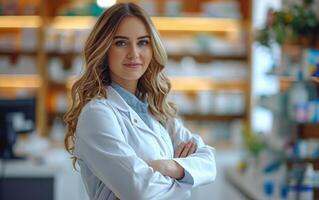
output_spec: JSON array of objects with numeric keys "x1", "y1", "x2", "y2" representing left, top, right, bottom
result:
[{"x1": 107, "y1": 16, "x2": 152, "y2": 92}]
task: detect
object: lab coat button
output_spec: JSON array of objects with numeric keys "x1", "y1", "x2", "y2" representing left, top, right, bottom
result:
[{"x1": 133, "y1": 119, "x2": 138, "y2": 123}]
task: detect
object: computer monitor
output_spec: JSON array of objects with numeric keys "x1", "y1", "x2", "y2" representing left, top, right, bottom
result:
[{"x1": 0, "y1": 98, "x2": 36, "y2": 159}]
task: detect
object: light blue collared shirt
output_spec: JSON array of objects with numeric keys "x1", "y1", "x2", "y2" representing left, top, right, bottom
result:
[
  {"x1": 110, "y1": 82, "x2": 153, "y2": 130},
  {"x1": 110, "y1": 82, "x2": 193, "y2": 184}
]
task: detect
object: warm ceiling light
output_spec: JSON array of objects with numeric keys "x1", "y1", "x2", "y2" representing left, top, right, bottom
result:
[{"x1": 96, "y1": 0, "x2": 116, "y2": 8}]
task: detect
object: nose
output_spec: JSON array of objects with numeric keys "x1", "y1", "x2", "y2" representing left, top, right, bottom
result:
[{"x1": 127, "y1": 44, "x2": 139, "y2": 59}]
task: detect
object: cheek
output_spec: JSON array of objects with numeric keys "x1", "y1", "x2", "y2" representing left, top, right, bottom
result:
[
  {"x1": 142, "y1": 48, "x2": 152, "y2": 63},
  {"x1": 108, "y1": 49, "x2": 126, "y2": 66}
]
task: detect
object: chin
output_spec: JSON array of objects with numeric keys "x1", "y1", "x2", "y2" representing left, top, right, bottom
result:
[
  {"x1": 122, "y1": 74, "x2": 143, "y2": 81},
  {"x1": 125, "y1": 71, "x2": 145, "y2": 79}
]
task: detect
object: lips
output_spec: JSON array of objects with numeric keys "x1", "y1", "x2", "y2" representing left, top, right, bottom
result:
[{"x1": 123, "y1": 63, "x2": 142, "y2": 68}]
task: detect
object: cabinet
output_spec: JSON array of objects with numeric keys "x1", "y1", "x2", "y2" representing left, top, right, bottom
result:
[{"x1": 0, "y1": 0, "x2": 252, "y2": 146}]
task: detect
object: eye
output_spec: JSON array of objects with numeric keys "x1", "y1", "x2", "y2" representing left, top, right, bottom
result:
[
  {"x1": 114, "y1": 40, "x2": 127, "y2": 47},
  {"x1": 138, "y1": 40, "x2": 149, "y2": 46}
]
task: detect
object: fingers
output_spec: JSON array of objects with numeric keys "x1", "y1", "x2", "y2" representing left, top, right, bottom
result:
[
  {"x1": 188, "y1": 142, "x2": 197, "y2": 155},
  {"x1": 175, "y1": 141, "x2": 196, "y2": 158},
  {"x1": 174, "y1": 141, "x2": 198, "y2": 158},
  {"x1": 179, "y1": 141, "x2": 193, "y2": 157},
  {"x1": 174, "y1": 142, "x2": 185, "y2": 158}
]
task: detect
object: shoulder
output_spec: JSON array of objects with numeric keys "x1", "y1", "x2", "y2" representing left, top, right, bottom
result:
[
  {"x1": 81, "y1": 95, "x2": 121, "y2": 116},
  {"x1": 78, "y1": 98, "x2": 117, "y2": 127},
  {"x1": 76, "y1": 98, "x2": 122, "y2": 138},
  {"x1": 81, "y1": 98, "x2": 109, "y2": 113}
]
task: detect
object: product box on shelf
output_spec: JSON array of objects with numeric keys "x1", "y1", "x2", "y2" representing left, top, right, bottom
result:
[{"x1": 302, "y1": 48, "x2": 319, "y2": 79}]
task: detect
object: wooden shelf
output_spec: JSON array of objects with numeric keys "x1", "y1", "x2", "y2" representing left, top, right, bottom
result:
[
  {"x1": 65, "y1": 76, "x2": 249, "y2": 92},
  {"x1": 286, "y1": 158, "x2": 319, "y2": 170},
  {"x1": 50, "y1": 16, "x2": 241, "y2": 32},
  {"x1": 0, "y1": 50, "x2": 83, "y2": 57},
  {"x1": 168, "y1": 53, "x2": 247, "y2": 62},
  {"x1": 48, "y1": 111, "x2": 65, "y2": 119},
  {"x1": 0, "y1": 16, "x2": 43, "y2": 28},
  {"x1": 152, "y1": 17, "x2": 241, "y2": 33},
  {"x1": 279, "y1": 76, "x2": 295, "y2": 92},
  {"x1": 0, "y1": 74, "x2": 41, "y2": 88},
  {"x1": 0, "y1": 50, "x2": 37, "y2": 56},
  {"x1": 49, "y1": 81, "x2": 67, "y2": 90},
  {"x1": 182, "y1": 113, "x2": 244, "y2": 121},
  {"x1": 298, "y1": 123, "x2": 319, "y2": 139},
  {"x1": 50, "y1": 16, "x2": 96, "y2": 29},
  {"x1": 279, "y1": 76, "x2": 319, "y2": 91},
  {"x1": 47, "y1": 51, "x2": 82, "y2": 57},
  {"x1": 170, "y1": 76, "x2": 248, "y2": 91}
]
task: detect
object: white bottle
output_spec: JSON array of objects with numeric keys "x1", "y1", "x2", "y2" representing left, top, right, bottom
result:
[
  {"x1": 288, "y1": 70, "x2": 309, "y2": 122},
  {"x1": 299, "y1": 164, "x2": 314, "y2": 200}
]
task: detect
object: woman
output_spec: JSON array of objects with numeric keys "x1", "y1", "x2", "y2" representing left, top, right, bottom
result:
[{"x1": 64, "y1": 3, "x2": 216, "y2": 200}]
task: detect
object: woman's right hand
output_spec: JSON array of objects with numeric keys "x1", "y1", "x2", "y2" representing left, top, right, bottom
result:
[
  {"x1": 174, "y1": 140, "x2": 197, "y2": 158},
  {"x1": 144, "y1": 140, "x2": 197, "y2": 180}
]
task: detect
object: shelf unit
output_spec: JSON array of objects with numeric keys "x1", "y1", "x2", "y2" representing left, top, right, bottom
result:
[
  {"x1": 170, "y1": 77, "x2": 249, "y2": 92},
  {"x1": 0, "y1": 1, "x2": 47, "y2": 135},
  {"x1": 0, "y1": 0, "x2": 252, "y2": 139},
  {"x1": 278, "y1": 75, "x2": 319, "y2": 199},
  {"x1": 182, "y1": 114, "x2": 245, "y2": 122},
  {"x1": 168, "y1": 53, "x2": 248, "y2": 62},
  {"x1": 49, "y1": 12, "x2": 251, "y2": 135}
]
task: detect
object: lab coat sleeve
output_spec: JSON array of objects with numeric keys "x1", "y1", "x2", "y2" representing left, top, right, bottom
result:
[
  {"x1": 170, "y1": 118, "x2": 217, "y2": 187},
  {"x1": 75, "y1": 100, "x2": 191, "y2": 200}
]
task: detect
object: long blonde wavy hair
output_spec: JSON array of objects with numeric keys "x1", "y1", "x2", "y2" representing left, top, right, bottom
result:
[{"x1": 64, "y1": 3, "x2": 176, "y2": 165}]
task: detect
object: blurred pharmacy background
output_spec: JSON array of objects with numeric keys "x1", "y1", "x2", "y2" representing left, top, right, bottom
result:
[{"x1": 0, "y1": 0, "x2": 319, "y2": 199}]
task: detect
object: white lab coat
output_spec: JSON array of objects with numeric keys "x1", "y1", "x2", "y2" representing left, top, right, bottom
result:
[{"x1": 74, "y1": 86, "x2": 216, "y2": 200}]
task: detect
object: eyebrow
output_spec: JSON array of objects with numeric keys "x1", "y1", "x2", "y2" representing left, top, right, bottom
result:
[{"x1": 113, "y1": 35, "x2": 150, "y2": 40}]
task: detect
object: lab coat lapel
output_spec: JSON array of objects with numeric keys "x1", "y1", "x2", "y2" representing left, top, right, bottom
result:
[
  {"x1": 128, "y1": 110, "x2": 155, "y2": 135},
  {"x1": 106, "y1": 86, "x2": 158, "y2": 137},
  {"x1": 107, "y1": 86, "x2": 174, "y2": 158}
]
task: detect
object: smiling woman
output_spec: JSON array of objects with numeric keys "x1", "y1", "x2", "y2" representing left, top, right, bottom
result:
[
  {"x1": 64, "y1": 3, "x2": 216, "y2": 200},
  {"x1": 108, "y1": 17, "x2": 152, "y2": 93}
]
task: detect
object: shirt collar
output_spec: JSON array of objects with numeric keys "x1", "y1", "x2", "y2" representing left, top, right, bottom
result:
[{"x1": 110, "y1": 82, "x2": 149, "y2": 113}]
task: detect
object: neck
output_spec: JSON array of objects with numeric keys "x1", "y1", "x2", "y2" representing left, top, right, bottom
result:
[{"x1": 112, "y1": 80, "x2": 137, "y2": 95}]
